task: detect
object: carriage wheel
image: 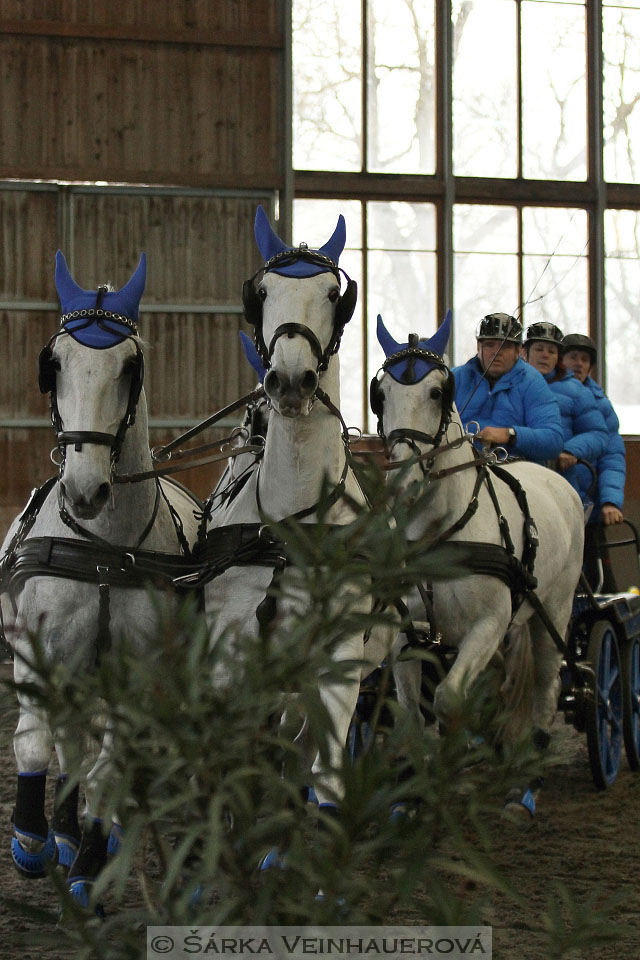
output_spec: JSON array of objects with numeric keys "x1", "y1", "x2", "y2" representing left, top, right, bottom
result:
[
  {"x1": 621, "y1": 636, "x2": 640, "y2": 770},
  {"x1": 585, "y1": 621, "x2": 623, "y2": 790}
]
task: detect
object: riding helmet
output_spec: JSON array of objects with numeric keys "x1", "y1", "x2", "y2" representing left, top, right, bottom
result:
[
  {"x1": 524, "y1": 321, "x2": 564, "y2": 347},
  {"x1": 561, "y1": 333, "x2": 597, "y2": 364},
  {"x1": 475, "y1": 312, "x2": 522, "y2": 343}
]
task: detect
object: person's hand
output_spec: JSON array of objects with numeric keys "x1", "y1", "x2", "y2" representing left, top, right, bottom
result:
[
  {"x1": 477, "y1": 426, "x2": 511, "y2": 447},
  {"x1": 601, "y1": 503, "x2": 623, "y2": 525},
  {"x1": 557, "y1": 451, "x2": 578, "y2": 472}
]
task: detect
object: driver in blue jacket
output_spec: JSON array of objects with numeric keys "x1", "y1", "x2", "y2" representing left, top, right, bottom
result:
[{"x1": 453, "y1": 313, "x2": 564, "y2": 463}]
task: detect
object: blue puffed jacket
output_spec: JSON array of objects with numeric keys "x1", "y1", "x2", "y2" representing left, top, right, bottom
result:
[
  {"x1": 574, "y1": 376, "x2": 626, "y2": 521},
  {"x1": 452, "y1": 357, "x2": 564, "y2": 463},
  {"x1": 542, "y1": 368, "x2": 609, "y2": 494}
]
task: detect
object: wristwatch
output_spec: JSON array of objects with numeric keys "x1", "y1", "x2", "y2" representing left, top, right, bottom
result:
[{"x1": 506, "y1": 427, "x2": 517, "y2": 445}]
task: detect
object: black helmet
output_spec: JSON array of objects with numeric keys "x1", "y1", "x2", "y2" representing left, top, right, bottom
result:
[
  {"x1": 524, "y1": 321, "x2": 564, "y2": 346},
  {"x1": 561, "y1": 333, "x2": 596, "y2": 364},
  {"x1": 475, "y1": 312, "x2": 522, "y2": 343}
]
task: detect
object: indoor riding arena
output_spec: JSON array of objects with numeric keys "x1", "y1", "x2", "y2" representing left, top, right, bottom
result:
[{"x1": 1, "y1": 4, "x2": 640, "y2": 959}]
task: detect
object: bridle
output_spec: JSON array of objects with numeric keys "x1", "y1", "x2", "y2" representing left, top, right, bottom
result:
[
  {"x1": 38, "y1": 288, "x2": 144, "y2": 479},
  {"x1": 241, "y1": 245, "x2": 358, "y2": 374},
  {"x1": 371, "y1": 346, "x2": 510, "y2": 482},
  {"x1": 370, "y1": 339, "x2": 456, "y2": 473}
]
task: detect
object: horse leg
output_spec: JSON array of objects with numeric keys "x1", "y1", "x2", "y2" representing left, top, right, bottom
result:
[
  {"x1": 529, "y1": 612, "x2": 564, "y2": 745},
  {"x1": 432, "y1": 606, "x2": 509, "y2": 729},
  {"x1": 502, "y1": 613, "x2": 564, "y2": 820},
  {"x1": 11, "y1": 645, "x2": 57, "y2": 877},
  {"x1": 392, "y1": 635, "x2": 425, "y2": 732},
  {"x1": 311, "y1": 635, "x2": 363, "y2": 809},
  {"x1": 66, "y1": 726, "x2": 114, "y2": 911},
  {"x1": 52, "y1": 734, "x2": 83, "y2": 873}
]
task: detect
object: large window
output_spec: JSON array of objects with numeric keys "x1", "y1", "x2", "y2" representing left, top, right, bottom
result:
[{"x1": 293, "y1": 0, "x2": 640, "y2": 433}]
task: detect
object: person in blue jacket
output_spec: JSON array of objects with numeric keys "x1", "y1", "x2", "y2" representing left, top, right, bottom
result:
[
  {"x1": 562, "y1": 333, "x2": 626, "y2": 526},
  {"x1": 562, "y1": 333, "x2": 626, "y2": 591},
  {"x1": 523, "y1": 322, "x2": 608, "y2": 495},
  {"x1": 452, "y1": 312, "x2": 564, "y2": 463}
]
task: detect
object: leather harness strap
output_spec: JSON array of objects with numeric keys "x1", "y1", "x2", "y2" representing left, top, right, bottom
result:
[{"x1": 6, "y1": 536, "x2": 197, "y2": 593}]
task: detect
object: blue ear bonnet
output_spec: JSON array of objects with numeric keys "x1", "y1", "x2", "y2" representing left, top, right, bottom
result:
[
  {"x1": 254, "y1": 205, "x2": 346, "y2": 279},
  {"x1": 55, "y1": 250, "x2": 146, "y2": 348},
  {"x1": 377, "y1": 311, "x2": 452, "y2": 383},
  {"x1": 239, "y1": 330, "x2": 266, "y2": 383}
]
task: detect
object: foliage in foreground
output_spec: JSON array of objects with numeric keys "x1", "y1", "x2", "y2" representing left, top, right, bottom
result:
[{"x1": 0, "y1": 468, "x2": 626, "y2": 958}]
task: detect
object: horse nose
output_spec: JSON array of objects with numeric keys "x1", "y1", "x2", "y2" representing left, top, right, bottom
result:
[
  {"x1": 93, "y1": 482, "x2": 111, "y2": 509},
  {"x1": 264, "y1": 368, "x2": 319, "y2": 405},
  {"x1": 60, "y1": 479, "x2": 111, "y2": 517}
]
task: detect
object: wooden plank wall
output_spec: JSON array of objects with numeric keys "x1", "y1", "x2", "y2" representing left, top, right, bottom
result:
[
  {"x1": 0, "y1": 2, "x2": 285, "y2": 535},
  {"x1": 0, "y1": 2, "x2": 283, "y2": 188}
]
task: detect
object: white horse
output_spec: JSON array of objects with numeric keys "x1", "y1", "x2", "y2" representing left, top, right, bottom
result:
[
  {"x1": 200, "y1": 209, "x2": 396, "y2": 814},
  {"x1": 370, "y1": 315, "x2": 584, "y2": 810},
  {"x1": 0, "y1": 253, "x2": 199, "y2": 904}
]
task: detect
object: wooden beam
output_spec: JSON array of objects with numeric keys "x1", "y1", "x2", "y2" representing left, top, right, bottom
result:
[
  {"x1": 295, "y1": 171, "x2": 446, "y2": 202},
  {"x1": 295, "y1": 170, "x2": 614, "y2": 208},
  {"x1": 0, "y1": 20, "x2": 283, "y2": 50},
  {"x1": 0, "y1": 165, "x2": 284, "y2": 192},
  {"x1": 606, "y1": 183, "x2": 640, "y2": 210}
]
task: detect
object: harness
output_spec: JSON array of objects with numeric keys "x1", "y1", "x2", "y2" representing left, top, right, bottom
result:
[
  {"x1": 190, "y1": 251, "x2": 366, "y2": 627},
  {"x1": 191, "y1": 391, "x2": 357, "y2": 589},
  {"x1": 0, "y1": 475, "x2": 198, "y2": 662},
  {"x1": 377, "y1": 353, "x2": 566, "y2": 655},
  {"x1": 2, "y1": 294, "x2": 197, "y2": 662}
]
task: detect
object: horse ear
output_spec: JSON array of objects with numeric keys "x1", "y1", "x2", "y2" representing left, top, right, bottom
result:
[
  {"x1": 424, "y1": 309, "x2": 452, "y2": 359},
  {"x1": 55, "y1": 250, "x2": 84, "y2": 312},
  {"x1": 319, "y1": 215, "x2": 346, "y2": 264},
  {"x1": 239, "y1": 330, "x2": 266, "y2": 383},
  {"x1": 376, "y1": 314, "x2": 402, "y2": 358},
  {"x1": 254, "y1": 205, "x2": 288, "y2": 262},
  {"x1": 117, "y1": 254, "x2": 146, "y2": 321}
]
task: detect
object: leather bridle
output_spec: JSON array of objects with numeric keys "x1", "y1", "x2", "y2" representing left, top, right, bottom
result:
[
  {"x1": 371, "y1": 345, "x2": 456, "y2": 472},
  {"x1": 242, "y1": 245, "x2": 358, "y2": 374},
  {"x1": 38, "y1": 294, "x2": 144, "y2": 478}
]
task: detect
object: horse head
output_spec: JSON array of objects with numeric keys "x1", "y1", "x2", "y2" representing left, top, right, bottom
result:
[
  {"x1": 242, "y1": 206, "x2": 357, "y2": 417},
  {"x1": 370, "y1": 312, "x2": 455, "y2": 498},
  {"x1": 41, "y1": 252, "x2": 146, "y2": 519}
]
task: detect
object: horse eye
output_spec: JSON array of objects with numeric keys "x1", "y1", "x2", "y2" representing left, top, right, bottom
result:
[
  {"x1": 430, "y1": 387, "x2": 442, "y2": 400},
  {"x1": 328, "y1": 288, "x2": 340, "y2": 303},
  {"x1": 122, "y1": 358, "x2": 137, "y2": 377},
  {"x1": 258, "y1": 287, "x2": 267, "y2": 302}
]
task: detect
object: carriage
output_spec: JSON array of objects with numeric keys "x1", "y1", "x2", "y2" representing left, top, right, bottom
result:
[{"x1": 558, "y1": 519, "x2": 640, "y2": 789}]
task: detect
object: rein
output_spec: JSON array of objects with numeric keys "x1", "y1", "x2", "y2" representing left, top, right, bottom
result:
[
  {"x1": 383, "y1": 430, "x2": 508, "y2": 478},
  {"x1": 115, "y1": 442, "x2": 265, "y2": 484},
  {"x1": 107, "y1": 387, "x2": 268, "y2": 485},
  {"x1": 150, "y1": 386, "x2": 265, "y2": 463}
]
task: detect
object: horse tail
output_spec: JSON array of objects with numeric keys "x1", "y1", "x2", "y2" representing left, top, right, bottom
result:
[{"x1": 498, "y1": 623, "x2": 534, "y2": 746}]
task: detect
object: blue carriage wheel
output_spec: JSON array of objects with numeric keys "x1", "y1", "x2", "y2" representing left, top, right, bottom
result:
[
  {"x1": 585, "y1": 621, "x2": 623, "y2": 790},
  {"x1": 621, "y1": 636, "x2": 640, "y2": 771}
]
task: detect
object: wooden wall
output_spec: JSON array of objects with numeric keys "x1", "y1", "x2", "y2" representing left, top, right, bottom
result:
[
  {"x1": 0, "y1": 2, "x2": 283, "y2": 188},
  {"x1": 0, "y1": 3, "x2": 286, "y2": 536}
]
